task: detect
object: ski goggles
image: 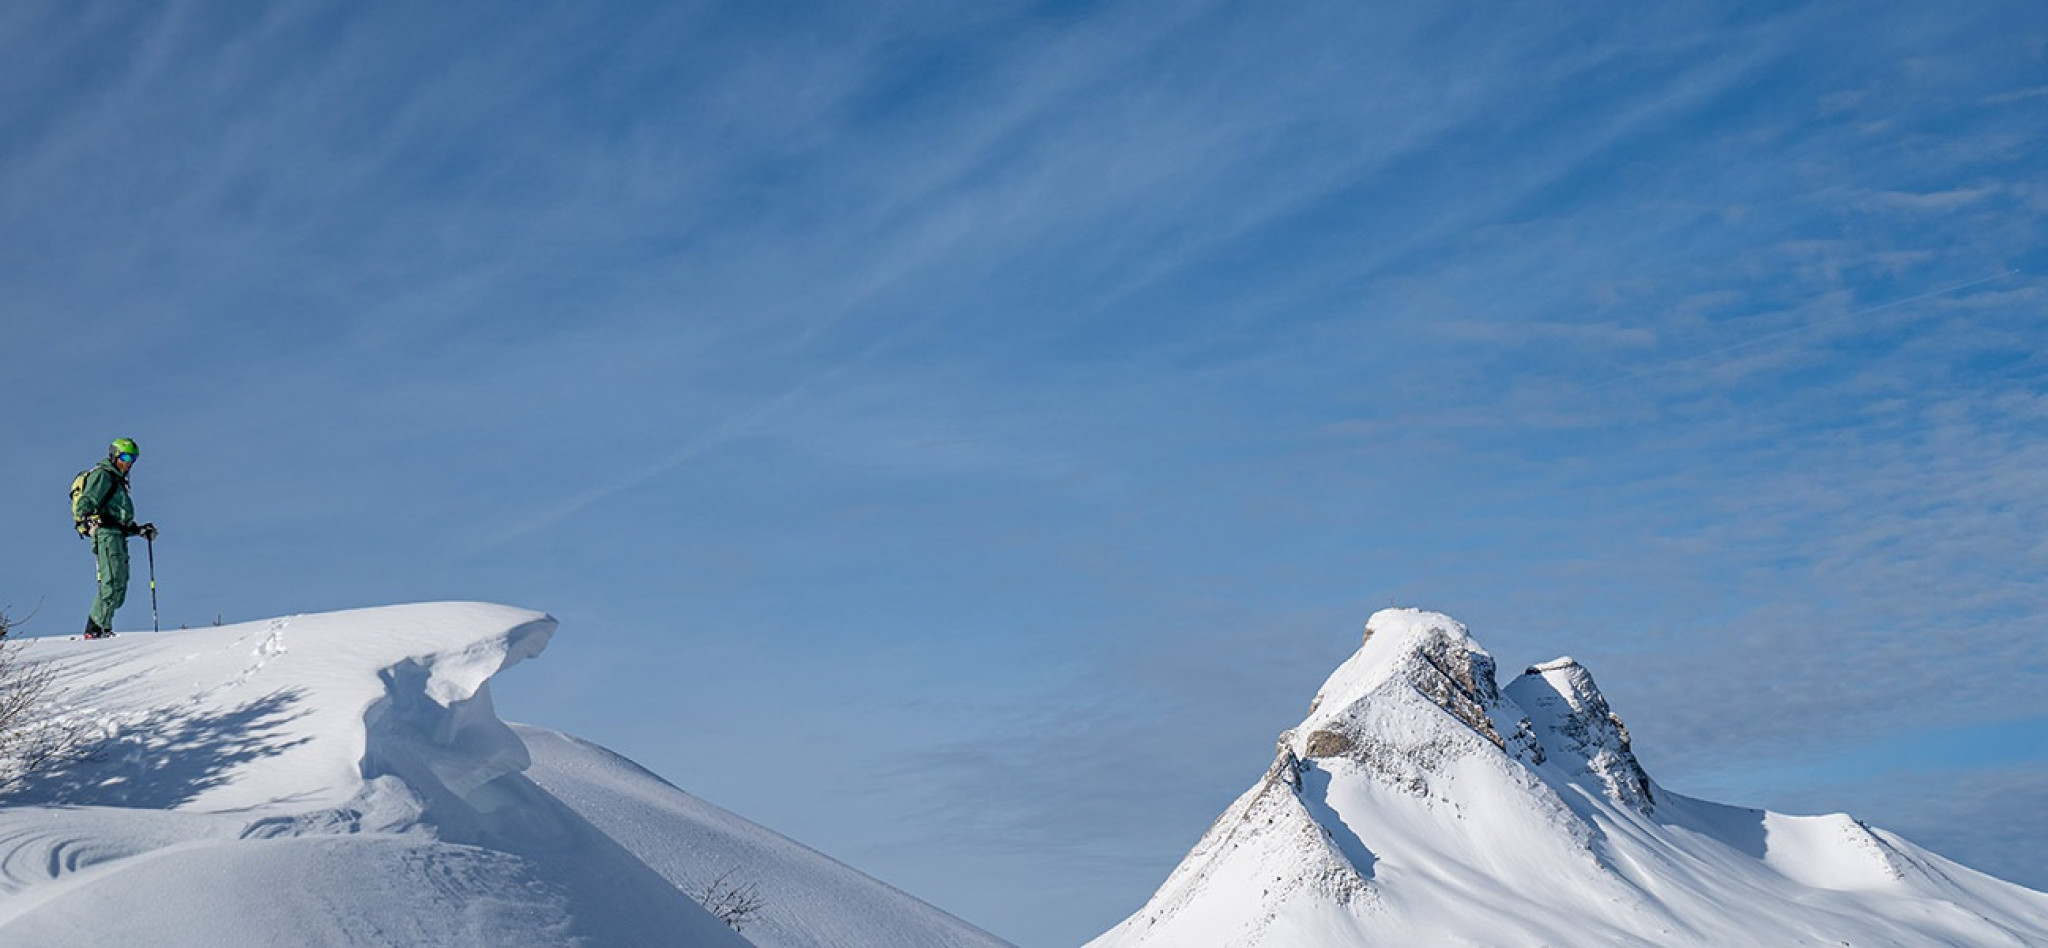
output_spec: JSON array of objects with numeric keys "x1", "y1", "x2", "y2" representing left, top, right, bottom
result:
[{"x1": 116, "y1": 453, "x2": 136, "y2": 463}]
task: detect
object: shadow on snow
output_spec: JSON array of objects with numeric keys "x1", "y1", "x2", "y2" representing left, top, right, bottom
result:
[{"x1": 1, "y1": 687, "x2": 313, "y2": 809}]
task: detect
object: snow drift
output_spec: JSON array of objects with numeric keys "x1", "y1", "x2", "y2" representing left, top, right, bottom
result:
[
  {"x1": 0, "y1": 603, "x2": 1009, "y2": 948},
  {"x1": 1089, "y1": 608, "x2": 2048, "y2": 947}
]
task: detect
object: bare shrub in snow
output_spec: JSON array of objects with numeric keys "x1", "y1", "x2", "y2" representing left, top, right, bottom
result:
[
  {"x1": 0, "y1": 611, "x2": 103, "y2": 790},
  {"x1": 693, "y1": 868, "x2": 766, "y2": 933}
]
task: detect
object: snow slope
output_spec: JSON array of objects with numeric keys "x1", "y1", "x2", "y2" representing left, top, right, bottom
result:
[
  {"x1": 517, "y1": 724, "x2": 1012, "y2": 948},
  {"x1": 0, "y1": 604, "x2": 1007, "y2": 948},
  {"x1": 1089, "y1": 608, "x2": 2048, "y2": 947}
]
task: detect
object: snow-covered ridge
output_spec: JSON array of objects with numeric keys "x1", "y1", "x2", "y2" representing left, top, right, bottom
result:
[
  {"x1": 1091, "y1": 608, "x2": 2048, "y2": 947},
  {"x1": 4, "y1": 602, "x2": 555, "y2": 818},
  {"x1": 0, "y1": 603, "x2": 1009, "y2": 947}
]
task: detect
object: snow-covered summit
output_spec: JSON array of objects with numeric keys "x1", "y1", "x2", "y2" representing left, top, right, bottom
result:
[
  {"x1": 1289, "y1": 609, "x2": 1546, "y2": 777},
  {"x1": 1505, "y1": 655, "x2": 1654, "y2": 812},
  {"x1": 0, "y1": 604, "x2": 1010, "y2": 947},
  {"x1": 1090, "y1": 607, "x2": 2048, "y2": 947}
]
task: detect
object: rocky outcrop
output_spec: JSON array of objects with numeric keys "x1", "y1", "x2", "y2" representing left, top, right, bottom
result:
[
  {"x1": 1505, "y1": 657, "x2": 1654, "y2": 811},
  {"x1": 1411, "y1": 625, "x2": 1522, "y2": 754},
  {"x1": 1289, "y1": 610, "x2": 1544, "y2": 792}
]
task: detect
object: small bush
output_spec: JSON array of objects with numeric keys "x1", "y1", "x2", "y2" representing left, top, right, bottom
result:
[
  {"x1": 693, "y1": 868, "x2": 766, "y2": 933},
  {"x1": 0, "y1": 610, "x2": 104, "y2": 790}
]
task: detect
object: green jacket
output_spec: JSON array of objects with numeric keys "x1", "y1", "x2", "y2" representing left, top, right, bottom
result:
[{"x1": 76, "y1": 459, "x2": 135, "y2": 533}]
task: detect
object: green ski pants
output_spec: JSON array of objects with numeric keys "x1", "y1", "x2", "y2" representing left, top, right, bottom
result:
[{"x1": 91, "y1": 529, "x2": 129, "y2": 630}]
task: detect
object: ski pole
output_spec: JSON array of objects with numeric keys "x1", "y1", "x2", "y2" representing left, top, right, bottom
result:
[{"x1": 147, "y1": 534, "x2": 159, "y2": 634}]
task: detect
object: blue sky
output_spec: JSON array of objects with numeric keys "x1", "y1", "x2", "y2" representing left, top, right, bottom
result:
[{"x1": 3, "y1": 2, "x2": 2045, "y2": 944}]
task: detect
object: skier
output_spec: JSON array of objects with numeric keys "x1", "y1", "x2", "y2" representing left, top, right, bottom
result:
[{"x1": 75, "y1": 437, "x2": 155, "y2": 639}]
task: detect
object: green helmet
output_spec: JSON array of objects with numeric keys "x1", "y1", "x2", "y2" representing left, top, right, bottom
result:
[{"x1": 110, "y1": 437, "x2": 139, "y2": 460}]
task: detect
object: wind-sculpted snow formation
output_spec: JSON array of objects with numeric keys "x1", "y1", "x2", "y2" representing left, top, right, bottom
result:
[
  {"x1": 1089, "y1": 608, "x2": 2048, "y2": 947},
  {"x1": 0, "y1": 603, "x2": 1010, "y2": 948}
]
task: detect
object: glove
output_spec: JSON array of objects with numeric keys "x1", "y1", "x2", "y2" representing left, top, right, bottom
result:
[{"x1": 138, "y1": 523, "x2": 158, "y2": 541}]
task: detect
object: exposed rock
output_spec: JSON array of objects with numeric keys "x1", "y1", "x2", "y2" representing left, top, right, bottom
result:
[
  {"x1": 1303, "y1": 730, "x2": 1355, "y2": 759},
  {"x1": 1505, "y1": 657, "x2": 1654, "y2": 811},
  {"x1": 1412, "y1": 632, "x2": 1509, "y2": 750}
]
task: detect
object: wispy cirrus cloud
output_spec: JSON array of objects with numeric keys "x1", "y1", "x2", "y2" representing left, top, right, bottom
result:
[{"x1": 5, "y1": 3, "x2": 2048, "y2": 945}]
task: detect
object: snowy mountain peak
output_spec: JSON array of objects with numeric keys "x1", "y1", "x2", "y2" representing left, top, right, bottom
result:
[
  {"x1": 1504, "y1": 656, "x2": 1654, "y2": 812},
  {"x1": 1090, "y1": 607, "x2": 2048, "y2": 948},
  {"x1": 1289, "y1": 608, "x2": 1543, "y2": 786}
]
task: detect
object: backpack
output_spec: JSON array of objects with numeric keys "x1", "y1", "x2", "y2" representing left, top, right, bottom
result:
[{"x1": 69, "y1": 468, "x2": 95, "y2": 538}]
